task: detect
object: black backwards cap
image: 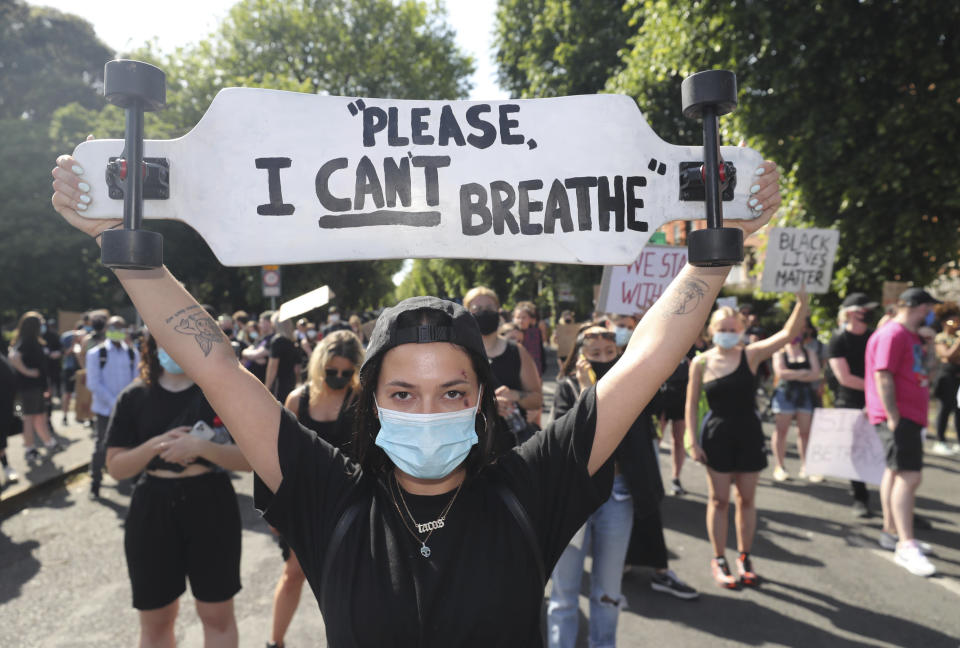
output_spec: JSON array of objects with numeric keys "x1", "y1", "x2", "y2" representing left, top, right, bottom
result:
[{"x1": 360, "y1": 296, "x2": 487, "y2": 382}]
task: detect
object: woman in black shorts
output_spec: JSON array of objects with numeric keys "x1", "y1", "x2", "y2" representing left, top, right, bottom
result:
[
  {"x1": 686, "y1": 296, "x2": 807, "y2": 589},
  {"x1": 104, "y1": 333, "x2": 251, "y2": 647},
  {"x1": 8, "y1": 311, "x2": 58, "y2": 462},
  {"x1": 268, "y1": 330, "x2": 362, "y2": 648},
  {"x1": 54, "y1": 149, "x2": 781, "y2": 645}
]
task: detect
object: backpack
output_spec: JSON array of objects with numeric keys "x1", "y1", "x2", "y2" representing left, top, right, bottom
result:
[{"x1": 98, "y1": 343, "x2": 136, "y2": 373}]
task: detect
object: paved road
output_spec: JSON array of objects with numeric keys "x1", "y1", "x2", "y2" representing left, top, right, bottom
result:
[{"x1": 2, "y1": 408, "x2": 959, "y2": 646}]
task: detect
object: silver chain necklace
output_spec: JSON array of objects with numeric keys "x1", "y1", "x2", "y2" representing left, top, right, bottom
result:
[{"x1": 388, "y1": 473, "x2": 463, "y2": 558}]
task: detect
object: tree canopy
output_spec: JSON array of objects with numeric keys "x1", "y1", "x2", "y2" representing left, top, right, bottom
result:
[
  {"x1": 608, "y1": 0, "x2": 960, "y2": 307},
  {"x1": 1, "y1": 0, "x2": 473, "y2": 322}
]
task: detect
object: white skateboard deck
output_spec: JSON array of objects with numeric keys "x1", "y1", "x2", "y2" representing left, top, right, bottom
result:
[{"x1": 73, "y1": 88, "x2": 762, "y2": 266}]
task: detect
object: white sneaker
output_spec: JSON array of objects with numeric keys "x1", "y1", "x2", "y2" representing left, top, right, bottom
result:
[
  {"x1": 951, "y1": 443, "x2": 960, "y2": 455},
  {"x1": 894, "y1": 540, "x2": 936, "y2": 576},
  {"x1": 773, "y1": 465, "x2": 790, "y2": 482},
  {"x1": 880, "y1": 531, "x2": 933, "y2": 555},
  {"x1": 3, "y1": 465, "x2": 18, "y2": 483},
  {"x1": 932, "y1": 441, "x2": 954, "y2": 456}
]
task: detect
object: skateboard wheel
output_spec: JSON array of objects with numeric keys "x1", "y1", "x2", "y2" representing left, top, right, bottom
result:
[
  {"x1": 687, "y1": 227, "x2": 743, "y2": 267},
  {"x1": 104, "y1": 60, "x2": 166, "y2": 111},
  {"x1": 100, "y1": 228, "x2": 163, "y2": 269},
  {"x1": 681, "y1": 70, "x2": 737, "y2": 120}
]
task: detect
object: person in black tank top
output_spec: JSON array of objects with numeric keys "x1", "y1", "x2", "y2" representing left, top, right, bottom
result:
[
  {"x1": 686, "y1": 296, "x2": 808, "y2": 590},
  {"x1": 463, "y1": 286, "x2": 543, "y2": 448},
  {"x1": 267, "y1": 329, "x2": 363, "y2": 648},
  {"x1": 771, "y1": 338, "x2": 821, "y2": 481}
]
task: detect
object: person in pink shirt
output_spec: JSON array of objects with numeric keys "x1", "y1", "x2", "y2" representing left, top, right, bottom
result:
[{"x1": 864, "y1": 287, "x2": 940, "y2": 577}]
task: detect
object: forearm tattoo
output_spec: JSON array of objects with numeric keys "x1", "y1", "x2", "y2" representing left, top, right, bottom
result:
[
  {"x1": 661, "y1": 278, "x2": 709, "y2": 319},
  {"x1": 165, "y1": 305, "x2": 226, "y2": 356}
]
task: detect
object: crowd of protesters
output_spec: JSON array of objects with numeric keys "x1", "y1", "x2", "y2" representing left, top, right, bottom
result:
[{"x1": 2, "y1": 280, "x2": 957, "y2": 645}]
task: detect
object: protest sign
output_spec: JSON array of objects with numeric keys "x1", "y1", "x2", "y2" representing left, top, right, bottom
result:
[
  {"x1": 716, "y1": 296, "x2": 738, "y2": 310},
  {"x1": 596, "y1": 245, "x2": 688, "y2": 315},
  {"x1": 804, "y1": 408, "x2": 886, "y2": 485},
  {"x1": 73, "y1": 90, "x2": 764, "y2": 266},
  {"x1": 277, "y1": 285, "x2": 334, "y2": 322},
  {"x1": 760, "y1": 227, "x2": 839, "y2": 294}
]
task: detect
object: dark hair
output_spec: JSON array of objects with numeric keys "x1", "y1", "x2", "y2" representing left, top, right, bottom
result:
[
  {"x1": 935, "y1": 301, "x2": 960, "y2": 322},
  {"x1": 352, "y1": 307, "x2": 501, "y2": 477},
  {"x1": 91, "y1": 316, "x2": 106, "y2": 333},
  {"x1": 559, "y1": 321, "x2": 613, "y2": 377},
  {"x1": 15, "y1": 311, "x2": 44, "y2": 347},
  {"x1": 138, "y1": 332, "x2": 162, "y2": 387}
]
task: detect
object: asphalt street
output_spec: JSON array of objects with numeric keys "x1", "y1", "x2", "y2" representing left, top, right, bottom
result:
[{"x1": 2, "y1": 405, "x2": 959, "y2": 646}]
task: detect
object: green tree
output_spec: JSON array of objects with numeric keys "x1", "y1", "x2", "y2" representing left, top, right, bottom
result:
[
  {"x1": 494, "y1": 0, "x2": 633, "y2": 98},
  {"x1": 0, "y1": 2, "x2": 113, "y2": 120},
  {"x1": 41, "y1": 0, "x2": 472, "y2": 316},
  {"x1": 610, "y1": 0, "x2": 960, "y2": 307}
]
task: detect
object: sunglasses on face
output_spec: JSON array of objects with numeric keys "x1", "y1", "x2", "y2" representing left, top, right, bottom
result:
[
  {"x1": 468, "y1": 303, "x2": 497, "y2": 313},
  {"x1": 325, "y1": 368, "x2": 355, "y2": 379}
]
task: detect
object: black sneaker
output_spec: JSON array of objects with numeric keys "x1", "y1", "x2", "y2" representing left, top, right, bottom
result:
[
  {"x1": 670, "y1": 479, "x2": 687, "y2": 496},
  {"x1": 24, "y1": 448, "x2": 41, "y2": 463},
  {"x1": 651, "y1": 570, "x2": 700, "y2": 600}
]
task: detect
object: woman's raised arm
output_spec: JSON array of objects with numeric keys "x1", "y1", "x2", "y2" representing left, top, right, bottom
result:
[
  {"x1": 52, "y1": 154, "x2": 284, "y2": 490},
  {"x1": 588, "y1": 159, "x2": 782, "y2": 475}
]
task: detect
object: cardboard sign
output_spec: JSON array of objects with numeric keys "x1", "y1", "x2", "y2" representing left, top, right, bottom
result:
[
  {"x1": 804, "y1": 408, "x2": 886, "y2": 485},
  {"x1": 277, "y1": 285, "x2": 333, "y2": 322},
  {"x1": 760, "y1": 227, "x2": 839, "y2": 294},
  {"x1": 554, "y1": 322, "x2": 583, "y2": 358},
  {"x1": 596, "y1": 245, "x2": 688, "y2": 315},
  {"x1": 73, "y1": 90, "x2": 763, "y2": 266}
]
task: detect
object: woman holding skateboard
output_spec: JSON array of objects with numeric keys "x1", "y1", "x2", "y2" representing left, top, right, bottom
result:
[
  {"x1": 686, "y1": 296, "x2": 807, "y2": 589},
  {"x1": 53, "y1": 150, "x2": 781, "y2": 646}
]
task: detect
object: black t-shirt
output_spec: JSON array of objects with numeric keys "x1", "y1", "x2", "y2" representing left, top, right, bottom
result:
[
  {"x1": 106, "y1": 380, "x2": 222, "y2": 472},
  {"x1": 269, "y1": 335, "x2": 300, "y2": 401},
  {"x1": 827, "y1": 328, "x2": 872, "y2": 409},
  {"x1": 255, "y1": 385, "x2": 612, "y2": 647},
  {"x1": 15, "y1": 340, "x2": 47, "y2": 390}
]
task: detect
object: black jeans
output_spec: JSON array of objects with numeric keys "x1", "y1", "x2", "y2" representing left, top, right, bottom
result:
[
  {"x1": 935, "y1": 373, "x2": 960, "y2": 443},
  {"x1": 89, "y1": 414, "x2": 110, "y2": 491},
  {"x1": 834, "y1": 398, "x2": 870, "y2": 506}
]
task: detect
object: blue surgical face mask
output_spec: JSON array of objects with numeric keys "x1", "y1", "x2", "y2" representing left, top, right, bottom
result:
[
  {"x1": 374, "y1": 393, "x2": 480, "y2": 480},
  {"x1": 157, "y1": 348, "x2": 185, "y2": 375},
  {"x1": 614, "y1": 326, "x2": 632, "y2": 347},
  {"x1": 712, "y1": 331, "x2": 741, "y2": 349}
]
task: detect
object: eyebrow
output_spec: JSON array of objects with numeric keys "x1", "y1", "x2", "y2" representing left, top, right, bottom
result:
[{"x1": 384, "y1": 379, "x2": 470, "y2": 389}]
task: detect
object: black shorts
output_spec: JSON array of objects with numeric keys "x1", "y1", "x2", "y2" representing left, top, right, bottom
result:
[
  {"x1": 876, "y1": 419, "x2": 924, "y2": 472},
  {"x1": 18, "y1": 388, "x2": 46, "y2": 415},
  {"x1": 62, "y1": 367, "x2": 77, "y2": 394},
  {"x1": 124, "y1": 472, "x2": 242, "y2": 610},
  {"x1": 700, "y1": 412, "x2": 768, "y2": 473},
  {"x1": 658, "y1": 385, "x2": 686, "y2": 421}
]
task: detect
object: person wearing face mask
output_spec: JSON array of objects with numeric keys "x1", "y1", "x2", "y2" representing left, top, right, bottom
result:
[
  {"x1": 104, "y1": 332, "x2": 251, "y2": 646},
  {"x1": 549, "y1": 324, "x2": 699, "y2": 647},
  {"x1": 52, "y1": 146, "x2": 782, "y2": 645},
  {"x1": 464, "y1": 286, "x2": 543, "y2": 447},
  {"x1": 770, "y1": 332, "x2": 822, "y2": 482},
  {"x1": 266, "y1": 329, "x2": 363, "y2": 648},
  {"x1": 321, "y1": 306, "x2": 352, "y2": 336},
  {"x1": 686, "y1": 296, "x2": 808, "y2": 588},
  {"x1": 85, "y1": 315, "x2": 140, "y2": 498}
]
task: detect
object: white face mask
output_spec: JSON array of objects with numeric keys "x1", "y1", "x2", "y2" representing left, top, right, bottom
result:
[
  {"x1": 374, "y1": 392, "x2": 481, "y2": 480},
  {"x1": 712, "y1": 331, "x2": 741, "y2": 349}
]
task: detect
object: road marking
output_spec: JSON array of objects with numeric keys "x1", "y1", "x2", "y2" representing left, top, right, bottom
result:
[{"x1": 868, "y1": 548, "x2": 960, "y2": 598}]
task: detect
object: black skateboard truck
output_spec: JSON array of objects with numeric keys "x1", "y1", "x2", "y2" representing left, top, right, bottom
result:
[
  {"x1": 99, "y1": 59, "x2": 166, "y2": 269},
  {"x1": 681, "y1": 70, "x2": 744, "y2": 267}
]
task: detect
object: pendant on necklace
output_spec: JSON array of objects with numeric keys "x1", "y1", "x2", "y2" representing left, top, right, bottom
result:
[{"x1": 420, "y1": 544, "x2": 431, "y2": 558}]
